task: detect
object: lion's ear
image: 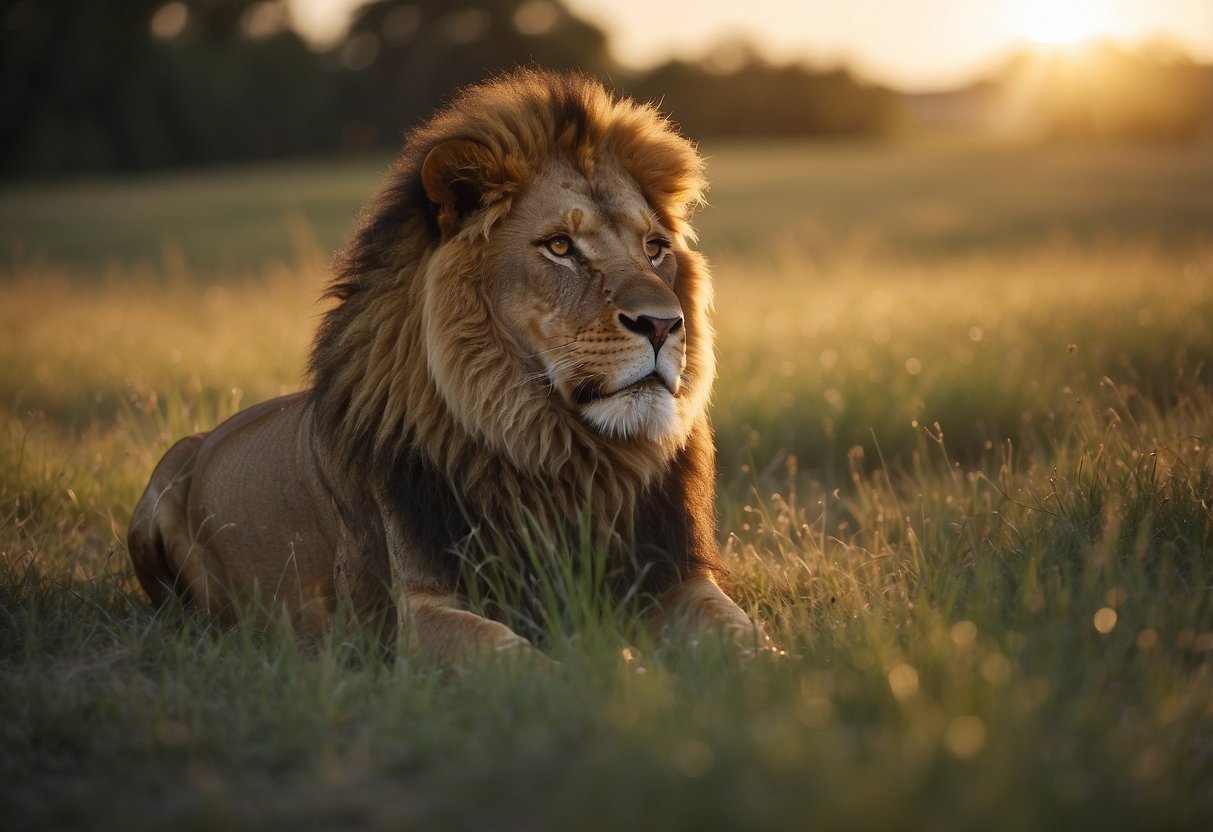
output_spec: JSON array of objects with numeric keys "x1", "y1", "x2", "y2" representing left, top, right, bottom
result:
[{"x1": 421, "y1": 139, "x2": 500, "y2": 240}]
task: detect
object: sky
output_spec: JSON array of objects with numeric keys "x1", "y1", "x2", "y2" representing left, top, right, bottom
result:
[{"x1": 290, "y1": 0, "x2": 1213, "y2": 90}]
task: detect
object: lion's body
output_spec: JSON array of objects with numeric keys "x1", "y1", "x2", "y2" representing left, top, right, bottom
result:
[
  {"x1": 129, "y1": 394, "x2": 342, "y2": 631},
  {"x1": 128, "y1": 70, "x2": 761, "y2": 661}
]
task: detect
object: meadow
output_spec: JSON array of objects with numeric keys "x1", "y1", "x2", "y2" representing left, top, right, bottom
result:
[{"x1": 2, "y1": 140, "x2": 1212, "y2": 829}]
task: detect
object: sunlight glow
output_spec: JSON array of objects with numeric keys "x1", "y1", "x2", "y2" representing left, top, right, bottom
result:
[
  {"x1": 1094, "y1": 607, "x2": 1119, "y2": 634},
  {"x1": 149, "y1": 1, "x2": 189, "y2": 40},
  {"x1": 1012, "y1": 0, "x2": 1117, "y2": 46},
  {"x1": 887, "y1": 663, "x2": 920, "y2": 701},
  {"x1": 944, "y1": 716, "x2": 987, "y2": 759},
  {"x1": 289, "y1": 0, "x2": 1213, "y2": 90}
]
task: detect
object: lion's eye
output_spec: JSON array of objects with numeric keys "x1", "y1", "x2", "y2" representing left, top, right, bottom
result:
[
  {"x1": 645, "y1": 240, "x2": 674, "y2": 261},
  {"x1": 544, "y1": 235, "x2": 573, "y2": 258},
  {"x1": 645, "y1": 237, "x2": 670, "y2": 263}
]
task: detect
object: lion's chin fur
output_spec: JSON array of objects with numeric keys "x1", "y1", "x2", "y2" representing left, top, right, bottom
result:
[{"x1": 581, "y1": 384, "x2": 681, "y2": 442}]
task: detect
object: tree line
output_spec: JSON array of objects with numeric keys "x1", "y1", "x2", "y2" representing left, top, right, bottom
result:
[
  {"x1": 0, "y1": 0, "x2": 901, "y2": 178},
  {"x1": 3, "y1": 1, "x2": 1208, "y2": 179}
]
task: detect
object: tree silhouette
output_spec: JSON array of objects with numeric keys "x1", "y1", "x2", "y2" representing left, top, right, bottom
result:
[{"x1": 2, "y1": 0, "x2": 908, "y2": 178}]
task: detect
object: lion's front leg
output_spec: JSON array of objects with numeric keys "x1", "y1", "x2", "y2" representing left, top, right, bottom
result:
[
  {"x1": 654, "y1": 574, "x2": 770, "y2": 655},
  {"x1": 398, "y1": 587, "x2": 539, "y2": 666},
  {"x1": 369, "y1": 516, "x2": 542, "y2": 666}
]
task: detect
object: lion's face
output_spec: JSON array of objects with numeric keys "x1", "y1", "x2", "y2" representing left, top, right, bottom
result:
[
  {"x1": 489, "y1": 160, "x2": 689, "y2": 442},
  {"x1": 408, "y1": 79, "x2": 711, "y2": 463}
]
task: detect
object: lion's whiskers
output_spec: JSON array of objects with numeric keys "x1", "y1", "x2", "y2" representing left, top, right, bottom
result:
[
  {"x1": 510, "y1": 370, "x2": 553, "y2": 394},
  {"x1": 530, "y1": 340, "x2": 579, "y2": 359},
  {"x1": 511, "y1": 358, "x2": 574, "y2": 395},
  {"x1": 509, "y1": 349, "x2": 605, "y2": 403}
]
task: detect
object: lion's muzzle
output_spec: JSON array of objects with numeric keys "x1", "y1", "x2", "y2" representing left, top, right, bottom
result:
[{"x1": 618, "y1": 313, "x2": 684, "y2": 356}]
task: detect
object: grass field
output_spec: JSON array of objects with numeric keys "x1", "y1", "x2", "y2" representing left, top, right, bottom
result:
[{"x1": 2, "y1": 141, "x2": 1212, "y2": 829}]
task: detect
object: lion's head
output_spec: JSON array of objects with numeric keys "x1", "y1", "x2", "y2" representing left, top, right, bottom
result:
[{"x1": 311, "y1": 69, "x2": 714, "y2": 505}]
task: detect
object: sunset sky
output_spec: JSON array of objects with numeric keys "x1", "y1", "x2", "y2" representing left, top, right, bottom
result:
[{"x1": 291, "y1": 0, "x2": 1213, "y2": 90}]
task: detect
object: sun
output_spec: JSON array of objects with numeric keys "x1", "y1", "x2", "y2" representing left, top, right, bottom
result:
[{"x1": 1012, "y1": 0, "x2": 1115, "y2": 47}]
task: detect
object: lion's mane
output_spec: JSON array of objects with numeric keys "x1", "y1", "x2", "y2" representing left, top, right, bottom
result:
[{"x1": 308, "y1": 69, "x2": 720, "y2": 593}]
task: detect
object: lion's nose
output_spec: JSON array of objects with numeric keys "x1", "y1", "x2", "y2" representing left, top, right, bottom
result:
[{"x1": 619, "y1": 313, "x2": 683, "y2": 353}]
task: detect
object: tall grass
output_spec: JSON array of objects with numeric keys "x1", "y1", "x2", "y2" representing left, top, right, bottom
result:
[
  {"x1": 2, "y1": 150, "x2": 1212, "y2": 828},
  {"x1": 712, "y1": 241, "x2": 1213, "y2": 482}
]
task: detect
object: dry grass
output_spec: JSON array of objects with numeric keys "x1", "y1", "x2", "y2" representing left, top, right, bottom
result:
[{"x1": 2, "y1": 143, "x2": 1212, "y2": 829}]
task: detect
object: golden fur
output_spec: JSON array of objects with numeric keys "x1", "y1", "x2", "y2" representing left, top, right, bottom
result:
[{"x1": 128, "y1": 70, "x2": 760, "y2": 662}]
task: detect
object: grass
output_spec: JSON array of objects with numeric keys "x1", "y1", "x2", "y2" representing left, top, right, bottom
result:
[{"x1": 2, "y1": 141, "x2": 1212, "y2": 829}]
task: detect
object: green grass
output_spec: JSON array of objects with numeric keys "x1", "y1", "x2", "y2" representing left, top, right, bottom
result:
[{"x1": 2, "y1": 142, "x2": 1212, "y2": 829}]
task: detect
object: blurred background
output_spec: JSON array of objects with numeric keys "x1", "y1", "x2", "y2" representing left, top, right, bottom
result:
[
  {"x1": 2, "y1": 0, "x2": 1211, "y2": 272},
  {"x1": 2, "y1": 0, "x2": 1211, "y2": 178}
]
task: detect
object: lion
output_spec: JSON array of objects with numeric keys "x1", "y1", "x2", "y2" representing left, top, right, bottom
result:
[{"x1": 127, "y1": 69, "x2": 762, "y2": 664}]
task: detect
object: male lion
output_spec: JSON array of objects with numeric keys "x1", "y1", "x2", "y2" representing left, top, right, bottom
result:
[{"x1": 128, "y1": 69, "x2": 761, "y2": 663}]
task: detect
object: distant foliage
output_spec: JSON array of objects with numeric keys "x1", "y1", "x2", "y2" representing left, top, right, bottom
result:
[
  {"x1": 0, "y1": 0, "x2": 897, "y2": 178},
  {"x1": 633, "y1": 59, "x2": 900, "y2": 139},
  {"x1": 334, "y1": 0, "x2": 616, "y2": 153},
  {"x1": 995, "y1": 43, "x2": 1213, "y2": 142},
  {"x1": 1, "y1": 0, "x2": 342, "y2": 174},
  {"x1": 4, "y1": 2, "x2": 1207, "y2": 178}
]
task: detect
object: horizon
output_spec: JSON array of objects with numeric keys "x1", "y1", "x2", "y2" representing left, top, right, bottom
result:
[{"x1": 290, "y1": 0, "x2": 1213, "y2": 91}]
